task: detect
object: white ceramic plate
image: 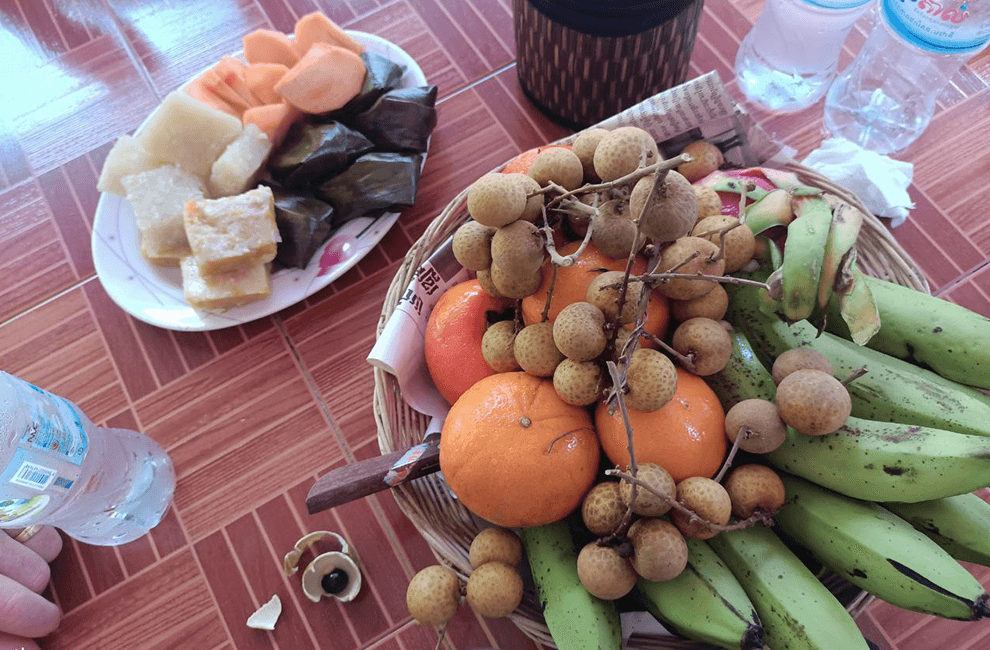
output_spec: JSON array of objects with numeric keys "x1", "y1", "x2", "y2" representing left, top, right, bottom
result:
[{"x1": 92, "y1": 32, "x2": 427, "y2": 331}]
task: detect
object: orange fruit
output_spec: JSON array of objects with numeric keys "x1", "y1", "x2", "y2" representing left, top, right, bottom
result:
[
  {"x1": 502, "y1": 145, "x2": 572, "y2": 175},
  {"x1": 440, "y1": 372, "x2": 600, "y2": 528},
  {"x1": 521, "y1": 241, "x2": 670, "y2": 341},
  {"x1": 596, "y1": 367, "x2": 727, "y2": 482},
  {"x1": 425, "y1": 279, "x2": 515, "y2": 405}
]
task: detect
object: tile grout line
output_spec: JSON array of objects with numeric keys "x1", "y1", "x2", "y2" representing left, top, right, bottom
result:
[{"x1": 97, "y1": 0, "x2": 161, "y2": 101}]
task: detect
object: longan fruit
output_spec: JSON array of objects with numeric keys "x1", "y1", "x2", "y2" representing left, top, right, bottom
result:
[
  {"x1": 655, "y1": 236, "x2": 726, "y2": 301},
  {"x1": 592, "y1": 209, "x2": 640, "y2": 259},
  {"x1": 771, "y1": 348, "x2": 834, "y2": 385},
  {"x1": 593, "y1": 126, "x2": 659, "y2": 182},
  {"x1": 491, "y1": 219, "x2": 545, "y2": 276},
  {"x1": 724, "y1": 465, "x2": 786, "y2": 519},
  {"x1": 775, "y1": 369, "x2": 851, "y2": 436},
  {"x1": 554, "y1": 358, "x2": 603, "y2": 406},
  {"x1": 670, "y1": 317, "x2": 732, "y2": 376},
  {"x1": 694, "y1": 185, "x2": 723, "y2": 220},
  {"x1": 586, "y1": 271, "x2": 645, "y2": 324},
  {"x1": 625, "y1": 348, "x2": 678, "y2": 412},
  {"x1": 630, "y1": 171, "x2": 698, "y2": 244},
  {"x1": 672, "y1": 477, "x2": 732, "y2": 541},
  {"x1": 481, "y1": 320, "x2": 520, "y2": 373},
  {"x1": 467, "y1": 174, "x2": 526, "y2": 227},
  {"x1": 577, "y1": 542, "x2": 638, "y2": 600},
  {"x1": 692, "y1": 215, "x2": 756, "y2": 274},
  {"x1": 514, "y1": 321, "x2": 564, "y2": 377},
  {"x1": 476, "y1": 268, "x2": 503, "y2": 297},
  {"x1": 671, "y1": 283, "x2": 729, "y2": 322},
  {"x1": 466, "y1": 562, "x2": 523, "y2": 618},
  {"x1": 553, "y1": 302, "x2": 607, "y2": 362},
  {"x1": 470, "y1": 527, "x2": 524, "y2": 569},
  {"x1": 529, "y1": 147, "x2": 584, "y2": 191},
  {"x1": 452, "y1": 221, "x2": 495, "y2": 271},
  {"x1": 406, "y1": 565, "x2": 461, "y2": 626},
  {"x1": 490, "y1": 261, "x2": 541, "y2": 299},
  {"x1": 628, "y1": 517, "x2": 688, "y2": 582},
  {"x1": 724, "y1": 398, "x2": 788, "y2": 454},
  {"x1": 619, "y1": 462, "x2": 676, "y2": 517},
  {"x1": 582, "y1": 481, "x2": 626, "y2": 536},
  {"x1": 678, "y1": 141, "x2": 724, "y2": 183},
  {"x1": 572, "y1": 128, "x2": 610, "y2": 182},
  {"x1": 505, "y1": 173, "x2": 544, "y2": 222}
]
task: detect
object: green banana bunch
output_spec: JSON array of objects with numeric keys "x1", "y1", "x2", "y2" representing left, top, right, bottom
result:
[
  {"x1": 709, "y1": 328, "x2": 990, "y2": 503},
  {"x1": 520, "y1": 521, "x2": 621, "y2": 650},
  {"x1": 884, "y1": 493, "x2": 990, "y2": 568},
  {"x1": 727, "y1": 281, "x2": 990, "y2": 437},
  {"x1": 708, "y1": 524, "x2": 871, "y2": 650},
  {"x1": 635, "y1": 538, "x2": 764, "y2": 650},
  {"x1": 825, "y1": 275, "x2": 990, "y2": 390},
  {"x1": 774, "y1": 473, "x2": 990, "y2": 621}
]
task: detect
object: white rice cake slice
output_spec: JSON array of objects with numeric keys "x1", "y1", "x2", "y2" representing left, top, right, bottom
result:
[
  {"x1": 208, "y1": 123, "x2": 272, "y2": 198},
  {"x1": 184, "y1": 185, "x2": 280, "y2": 275},
  {"x1": 97, "y1": 135, "x2": 160, "y2": 197},
  {"x1": 122, "y1": 165, "x2": 204, "y2": 266},
  {"x1": 181, "y1": 256, "x2": 271, "y2": 311},
  {"x1": 138, "y1": 91, "x2": 243, "y2": 183}
]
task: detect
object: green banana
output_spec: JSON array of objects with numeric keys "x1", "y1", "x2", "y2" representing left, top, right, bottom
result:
[
  {"x1": 781, "y1": 195, "x2": 832, "y2": 322},
  {"x1": 727, "y1": 281, "x2": 990, "y2": 437},
  {"x1": 817, "y1": 198, "x2": 863, "y2": 312},
  {"x1": 743, "y1": 188, "x2": 794, "y2": 235},
  {"x1": 709, "y1": 328, "x2": 990, "y2": 503},
  {"x1": 830, "y1": 263, "x2": 881, "y2": 346},
  {"x1": 774, "y1": 473, "x2": 990, "y2": 621},
  {"x1": 635, "y1": 538, "x2": 763, "y2": 650},
  {"x1": 826, "y1": 275, "x2": 990, "y2": 390},
  {"x1": 708, "y1": 524, "x2": 871, "y2": 650},
  {"x1": 520, "y1": 521, "x2": 621, "y2": 650},
  {"x1": 884, "y1": 493, "x2": 990, "y2": 568}
]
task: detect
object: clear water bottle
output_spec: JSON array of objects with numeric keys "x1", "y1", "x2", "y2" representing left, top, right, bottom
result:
[
  {"x1": 824, "y1": 0, "x2": 990, "y2": 154},
  {"x1": 735, "y1": 0, "x2": 876, "y2": 113},
  {"x1": 0, "y1": 372, "x2": 175, "y2": 546}
]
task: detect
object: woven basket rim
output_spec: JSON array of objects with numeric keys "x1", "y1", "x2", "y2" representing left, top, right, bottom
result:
[{"x1": 372, "y1": 156, "x2": 926, "y2": 648}]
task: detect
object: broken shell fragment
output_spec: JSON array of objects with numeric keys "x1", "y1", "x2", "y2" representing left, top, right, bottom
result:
[
  {"x1": 247, "y1": 595, "x2": 282, "y2": 631},
  {"x1": 283, "y1": 530, "x2": 363, "y2": 603}
]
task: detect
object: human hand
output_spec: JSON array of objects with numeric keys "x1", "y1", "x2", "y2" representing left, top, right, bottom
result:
[{"x1": 0, "y1": 527, "x2": 63, "y2": 650}]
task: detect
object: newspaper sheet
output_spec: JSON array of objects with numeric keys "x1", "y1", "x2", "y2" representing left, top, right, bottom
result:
[{"x1": 367, "y1": 71, "x2": 785, "y2": 423}]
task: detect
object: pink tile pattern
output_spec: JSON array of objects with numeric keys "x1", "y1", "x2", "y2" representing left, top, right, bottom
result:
[{"x1": 0, "y1": 0, "x2": 987, "y2": 649}]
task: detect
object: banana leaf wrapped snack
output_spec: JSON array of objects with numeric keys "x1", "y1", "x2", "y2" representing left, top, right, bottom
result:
[
  {"x1": 350, "y1": 85, "x2": 438, "y2": 153},
  {"x1": 266, "y1": 183, "x2": 336, "y2": 269},
  {"x1": 269, "y1": 122, "x2": 375, "y2": 189},
  {"x1": 316, "y1": 151, "x2": 423, "y2": 225}
]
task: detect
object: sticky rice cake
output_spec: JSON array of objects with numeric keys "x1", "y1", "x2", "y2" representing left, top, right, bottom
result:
[
  {"x1": 122, "y1": 165, "x2": 204, "y2": 266},
  {"x1": 184, "y1": 185, "x2": 279, "y2": 275},
  {"x1": 180, "y1": 256, "x2": 271, "y2": 310}
]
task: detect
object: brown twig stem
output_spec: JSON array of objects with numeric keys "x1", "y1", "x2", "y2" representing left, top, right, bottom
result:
[
  {"x1": 540, "y1": 153, "x2": 693, "y2": 210},
  {"x1": 605, "y1": 360, "x2": 640, "y2": 540},
  {"x1": 842, "y1": 366, "x2": 869, "y2": 386},
  {"x1": 713, "y1": 427, "x2": 746, "y2": 483}
]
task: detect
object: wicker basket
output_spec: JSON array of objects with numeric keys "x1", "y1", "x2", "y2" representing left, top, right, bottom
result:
[{"x1": 373, "y1": 121, "x2": 928, "y2": 648}]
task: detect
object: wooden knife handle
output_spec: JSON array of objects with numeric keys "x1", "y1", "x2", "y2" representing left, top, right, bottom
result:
[{"x1": 305, "y1": 439, "x2": 441, "y2": 514}]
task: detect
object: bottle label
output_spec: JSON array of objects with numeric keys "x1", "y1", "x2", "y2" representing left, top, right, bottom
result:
[
  {"x1": 0, "y1": 495, "x2": 50, "y2": 525},
  {"x1": 886, "y1": 0, "x2": 990, "y2": 52},
  {"x1": 805, "y1": 0, "x2": 874, "y2": 10},
  {"x1": 20, "y1": 384, "x2": 89, "y2": 466}
]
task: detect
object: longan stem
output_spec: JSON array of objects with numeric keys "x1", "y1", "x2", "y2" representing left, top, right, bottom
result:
[
  {"x1": 539, "y1": 153, "x2": 693, "y2": 210},
  {"x1": 605, "y1": 360, "x2": 640, "y2": 540},
  {"x1": 633, "y1": 272, "x2": 771, "y2": 290},
  {"x1": 695, "y1": 221, "x2": 746, "y2": 265},
  {"x1": 713, "y1": 426, "x2": 746, "y2": 483},
  {"x1": 605, "y1": 469, "x2": 776, "y2": 532},
  {"x1": 842, "y1": 365, "x2": 869, "y2": 386},
  {"x1": 640, "y1": 331, "x2": 697, "y2": 373},
  {"x1": 434, "y1": 623, "x2": 448, "y2": 650},
  {"x1": 737, "y1": 180, "x2": 756, "y2": 224},
  {"x1": 540, "y1": 200, "x2": 597, "y2": 267},
  {"x1": 540, "y1": 264, "x2": 558, "y2": 323}
]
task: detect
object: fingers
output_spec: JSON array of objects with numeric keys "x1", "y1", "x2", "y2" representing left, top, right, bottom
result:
[
  {"x1": 0, "y1": 532, "x2": 50, "y2": 594},
  {"x1": 20, "y1": 528, "x2": 62, "y2": 564},
  {"x1": 0, "y1": 632, "x2": 40, "y2": 650},
  {"x1": 0, "y1": 574, "x2": 60, "y2": 639}
]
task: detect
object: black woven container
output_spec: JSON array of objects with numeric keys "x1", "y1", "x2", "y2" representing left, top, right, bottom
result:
[{"x1": 513, "y1": 0, "x2": 705, "y2": 129}]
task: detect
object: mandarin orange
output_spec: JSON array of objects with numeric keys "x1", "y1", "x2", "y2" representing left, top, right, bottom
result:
[
  {"x1": 520, "y1": 241, "x2": 670, "y2": 342},
  {"x1": 425, "y1": 279, "x2": 514, "y2": 405},
  {"x1": 439, "y1": 372, "x2": 600, "y2": 528},
  {"x1": 596, "y1": 367, "x2": 727, "y2": 481}
]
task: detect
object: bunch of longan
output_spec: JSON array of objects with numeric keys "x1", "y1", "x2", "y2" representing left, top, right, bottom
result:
[{"x1": 405, "y1": 527, "x2": 525, "y2": 627}]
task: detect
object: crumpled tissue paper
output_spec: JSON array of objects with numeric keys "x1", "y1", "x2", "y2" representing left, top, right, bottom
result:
[{"x1": 800, "y1": 137, "x2": 915, "y2": 227}]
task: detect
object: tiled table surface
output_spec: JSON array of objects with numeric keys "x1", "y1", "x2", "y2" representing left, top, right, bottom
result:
[{"x1": 1, "y1": 1, "x2": 989, "y2": 649}]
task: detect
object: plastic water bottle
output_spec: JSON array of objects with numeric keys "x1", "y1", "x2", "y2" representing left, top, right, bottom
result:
[
  {"x1": 824, "y1": 0, "x2": 990, "y2": 154},
  {"x1": 735, "y1": 0, "x2": 876, "y2": 113},
  {"x1": 0, "y1": 372, "x2": 175, "y2": 546}
]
